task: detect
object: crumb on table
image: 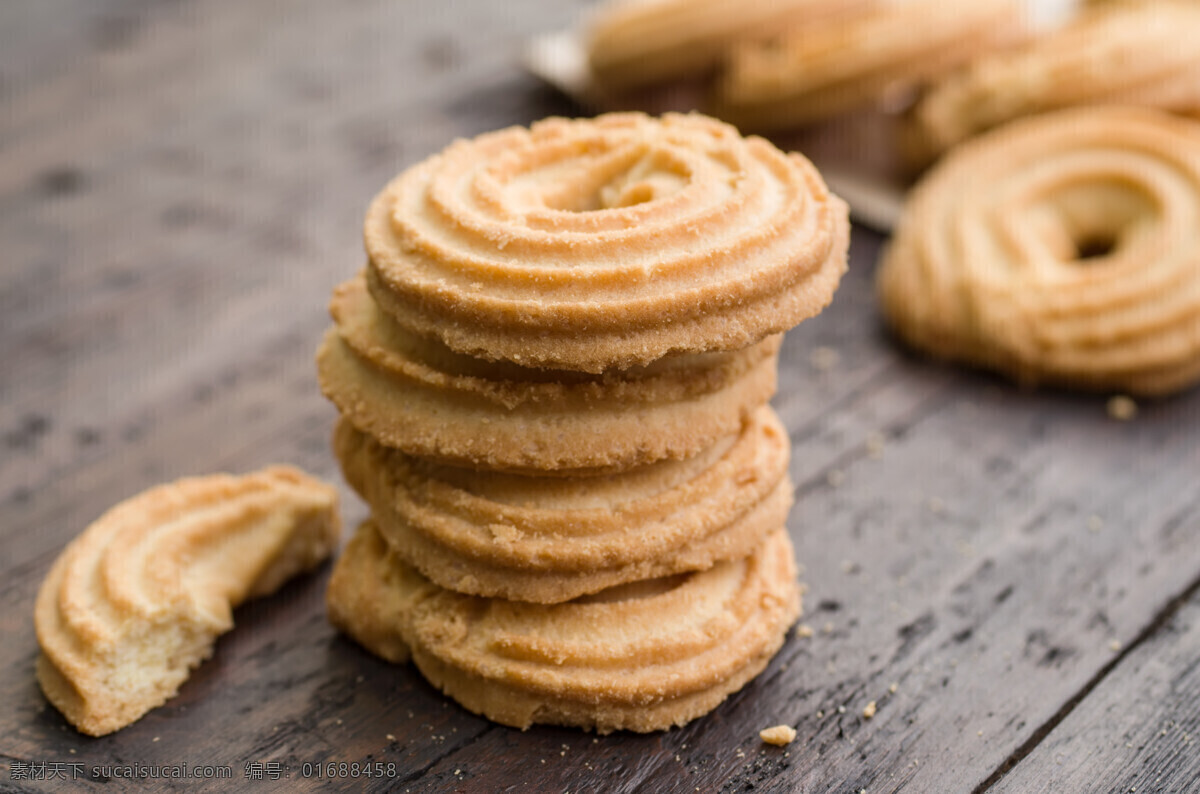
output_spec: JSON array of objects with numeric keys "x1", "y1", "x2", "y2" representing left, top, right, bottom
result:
[
  {"x1": 759, "y1": 724, "x2": 797, "y2": 746},
  {"x1": 1107, "y1": 395, "x2": 1137, "y2": 421}
]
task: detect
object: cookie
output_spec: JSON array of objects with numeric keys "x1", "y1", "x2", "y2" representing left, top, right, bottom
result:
[
  {"x1": 317, "y1": 273, "x2": 781, "y2": 473},
  {"x1": 327, "y1": 521, "x2": 801, "y2": 733},
  {"x1": 907, "y1": 0, "x2": 1200, "y2": 167},
  {"x1": 364, "y1": 112, "x2": 849, "y2": 373},
  {"x1": 584, "y1": 0, "x2": 872, "y2": 93},
  {"x1": 878, "y1": 107, "x2": 1200, "y2": 396},
  {"x1": 35, "y1": 466, "x2": 340, "y2": 736},
  {"x1": 715, "y1": 0, "x2": 1027, "y2": 132},
  {"x1": 334, "y1": 406, "x2": 792, "y2": 602}
]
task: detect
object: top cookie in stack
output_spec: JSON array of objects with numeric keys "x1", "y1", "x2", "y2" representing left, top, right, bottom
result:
[
  {"x1": 360, "y1": 112, "x2": 847, "y2": 375},
  {"x1": 320, "y1": 112, "x2": 849, "y2": 733}
]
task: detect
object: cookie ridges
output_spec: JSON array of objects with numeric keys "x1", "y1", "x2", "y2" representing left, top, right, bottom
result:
[
  {"x1": 35, "y1": 466, "x2": 340, "y2": 736},
  {"x1": 335, "y1": 406, "x2": 793, "y2": 603},
  {"x1": 327, "y1": 522, "x2": 801, "y2": 734},
  {"x1": 879, "y1": 106, "x2": 1200, "y2": 395},
  {"x1": 364, "y1": 112, "x2": 848, "y2": 373}
]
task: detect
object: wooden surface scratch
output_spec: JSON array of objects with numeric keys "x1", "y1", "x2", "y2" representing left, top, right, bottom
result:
[{"x1": 2, "y1": 2, "x2": 1199, "y2": 792}]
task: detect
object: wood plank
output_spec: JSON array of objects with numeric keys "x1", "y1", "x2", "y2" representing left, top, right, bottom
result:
[
  {"x1": 4, "y1": 1, "x2": 1200, "y2": 792},
  {"x1": 992, "y1": 584, "x2": 1200, "y2": 794}
]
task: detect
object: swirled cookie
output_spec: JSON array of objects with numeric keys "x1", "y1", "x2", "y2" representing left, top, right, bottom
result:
[
  {"x1": 35, "y1": 467, "x2": 340, "y2": 736},
  {"x1": 334, "y1": 406, "x2": 791, "y2": 602},
  {"x1": 907, "y1": 0, "x2": 1200, "y2": 167},
  {"x1": 715, "y1": 0, "x2": 1027, "y2": 132},
  {"x1": 584, "y1": 0, "x2": 872, "y2": 92},
  {"x1": 878, "y1": 107, "x2": 1200, "y2": 395},
  {"x1": 364, "y1": 112, "x2": 849, "y2": 373},
  {"x1": 327, "y1": 521, "x2": 800, "y2": 733},
  {"x1": 317, "y1": 273, "x2": 781, "y2": 473}
]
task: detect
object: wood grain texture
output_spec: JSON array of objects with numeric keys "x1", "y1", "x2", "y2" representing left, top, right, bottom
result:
[
  {"x1": 3, "y1": 1, "x2": 1200, "y2": 792},
  {"x1": 991, "y1": 586, "x2": 1200, "y2": 794}
]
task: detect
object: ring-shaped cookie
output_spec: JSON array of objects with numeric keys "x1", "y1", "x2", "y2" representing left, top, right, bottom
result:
[
  {"x1": 715, "y1": 0, "x2": 1027, "y2": 132},
  {"x1": 878, "y1": 107, "x2": 1200, "y2": 395},
  {"x1": 907, "y1": 0, "x2": 1200, "y2": 167},
  {"x1": 364, "y1": 112, "x2": 849, "y2": 373},
  {"x1": 317, "y1": 274, "x2": 781, "y2": 473},
  {"x1": 334, "y1": 406, "x2": 791, "y2": 603},
  {"x1": 584, "y1": 0, "x2": 871, "y2": 92},
  {"x1": 327, "y1": 522, "x2": 800, "y2": 733}
]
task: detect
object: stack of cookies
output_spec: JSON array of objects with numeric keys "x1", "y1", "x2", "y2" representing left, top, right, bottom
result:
[{"x1": 319, "y1": 112, "x2": 849, "y2": 733}]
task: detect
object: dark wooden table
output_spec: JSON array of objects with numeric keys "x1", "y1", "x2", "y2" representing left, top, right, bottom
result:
[{"x1": 3, "y1": 2, "x2": 1200, "y2": 792}]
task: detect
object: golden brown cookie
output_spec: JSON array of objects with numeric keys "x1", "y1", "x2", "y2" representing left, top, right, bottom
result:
[
  {"x1": 334, "y1": 406, "x2": 792, "y2": 602},
  {"x1": 715, "y1": 0, "x2": 1027, "y2": 132},
  {"x1": 364, "y1": 112, "x2": 849, "y2": 373},
  {"x1": 878, "y1": 106, "x2": 1200, "y2": 396},
  {"x1": 907, "y1": 0, "x2": 1200, "y2": 167},
  {"x1": 327, "y1": 521, "x2": 801, "y2": 733},
  {"x1": 317, "y1": 273, "x2": 781, "y2": 473},
  {"x1": 35, "y1": 467, "x2": 341, "y2": 736},
  {"x1": 584, "y1": 0, "x2": 873, "y2": 93}
]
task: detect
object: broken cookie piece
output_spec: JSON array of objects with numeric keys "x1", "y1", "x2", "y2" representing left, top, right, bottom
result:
[{"x1": 34, "y1": 466, "x2": 340, "y2": 736}]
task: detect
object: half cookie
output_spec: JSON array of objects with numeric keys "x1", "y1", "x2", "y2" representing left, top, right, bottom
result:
[
  {"x1": 327, "y1": 522, "x2": 801, "y2": 733},
  {"x1": 317, "y1": 273, "x2": 781, "y2": 473},
  {"x1": 334, "y1": 406, "x2": 792, "y2": 603},
  {"x1": 35, "y1": 466, "x2": 340, "y2": 736}
]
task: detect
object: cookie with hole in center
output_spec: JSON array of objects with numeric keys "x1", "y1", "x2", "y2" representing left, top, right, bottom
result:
[
  {"x1": 715, "y1": 0, "x2": 1027, "y2": 132},
  {"x1": 906, "y1": 0, "x2": 1200, "y2": 168},
  {"x1": 326, "y1": 521, "x2": 801, "y2": 733},
  {"x1": 878, "y1": 107, "x2": 1200, "y2": 395},
  {"x1": 584, "y1": 0, "x2": 874, "y2": 92},
  {"x1": 363, "y1": 112, "x2": 848, "y2": 374},
  {"x1": 333, "y1": 406, "x2": 792, "y2": 603},
  {"x1": 317, "y1": 272, "x2": 781, "y2": 474}
]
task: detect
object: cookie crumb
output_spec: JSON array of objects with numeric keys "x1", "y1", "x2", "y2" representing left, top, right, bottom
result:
[
  {"x1": 863, "y1": 701, "x2": 877, "y2": 720},
  {"x1": 796, "y1": 623, "x2": 815, "y2": 638},
  {"x1": 759, "y1": 725, "x2": 796, "y2": 746},
  {"x1": 866, "y1": 432, "x2": 886, "y2": 459},
  {"x1": 386, "y1": 734, "x2": 396, "y2": 742},
  {"x1": 1087, "y1": 515, "x2": 1104, "y2": 532},
  {"x1": 810, "y1": 346, "x2": 840, "y2": 371},
  {"x1": 1107, "y1": 395, "x2": 1137, "y2": 421},
  {"x1": 1110, "y1": 640, "x2": 1122, "y2": 652},
  {"x1": 826, "y1": 469, "x2": 846, "y2": 488},
  {"x1": 888, "y1": 682, "x2": 899, "y2": 694}
]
